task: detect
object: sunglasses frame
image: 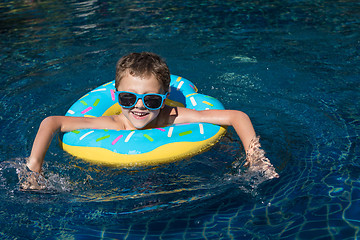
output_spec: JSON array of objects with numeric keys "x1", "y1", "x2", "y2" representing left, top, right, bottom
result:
[{"x1": 115, "y1": 91, "x2": 168, "y2": 110}]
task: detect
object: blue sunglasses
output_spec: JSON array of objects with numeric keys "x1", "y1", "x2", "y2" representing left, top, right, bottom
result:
[{"x1": 115, "y1": 91, "x2": 168, "y2": 110}]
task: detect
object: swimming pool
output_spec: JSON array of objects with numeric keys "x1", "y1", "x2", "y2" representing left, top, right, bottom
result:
[{"x1": 0, "y1": 0, "x2": 359, "y2": 239}]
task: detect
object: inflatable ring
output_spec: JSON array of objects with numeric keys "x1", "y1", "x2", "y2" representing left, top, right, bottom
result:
[{"x1": 59, "y1": 75, "x2": 227, "y2": 166}]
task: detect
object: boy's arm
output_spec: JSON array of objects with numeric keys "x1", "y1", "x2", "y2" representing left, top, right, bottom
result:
[
  {"x1": 172, "y1": 108, "x2": 256, "y2": 152},
  {"x1": 27, "y1": 116, "x2": 115, "y2": 173},
  {"x1": 172, "y1": 107, "x2": 279, "y2": 179}
]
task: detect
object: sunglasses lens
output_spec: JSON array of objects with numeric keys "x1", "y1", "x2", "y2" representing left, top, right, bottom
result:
[
  {"x1": 144, "y1": 95, "x2": 163, "y2": 109},
  {"x1": 118, "y1": 92, "x2": 165, "y2": 110},
  {"x1": 119, "y1": 92, "x2": 137, "y2": 107}
]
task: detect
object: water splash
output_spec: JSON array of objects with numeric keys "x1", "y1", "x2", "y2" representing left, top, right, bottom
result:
[
  {"x1": 245, "y1": 136, "x2": 279, "y2": 179},
  {"x1": 225, "y1": 136, "x2": 279, "y2": 196},
  {"x1": 0, "y1": 158, "x2": 72, "y2": 193}
]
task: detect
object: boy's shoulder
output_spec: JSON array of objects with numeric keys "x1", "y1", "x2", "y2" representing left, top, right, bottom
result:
[
  {"x1": 158, "y1": 106, "x2": 198, "y2": 126},
  {"x1": 95, "y1": 115, "x2": 126, "y2": 130}
]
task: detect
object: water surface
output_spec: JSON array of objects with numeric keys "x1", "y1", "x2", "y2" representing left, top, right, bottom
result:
[{"x1": 0, "y1": 0, "x2": 359, "y2": 239}]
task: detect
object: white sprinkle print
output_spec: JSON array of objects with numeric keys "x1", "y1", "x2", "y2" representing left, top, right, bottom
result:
[
  {"x1": 91, "y1": 88, "x2": 107, "y2": 92},
  {"x1": 177, "y1": 81, "x2": 184, "y2": 90},
  {"x1": 190, "y1": 96, "x2": 197, "y2": 106},
  {"x1": 79, "y1": 131, "x2": 94, "y2": 140},
  {"x1": 199, "y1": 124, "x2": 204, "y2": 134},
  {"x1": 67, "y1": 110, "x2": 75, "y2": 114},
  {"x1": 168, "y1": 127, "x2": 174, "y2": 137},
  {"x1": 125, "y1": 131, "x2": 135, "y2": 142}
]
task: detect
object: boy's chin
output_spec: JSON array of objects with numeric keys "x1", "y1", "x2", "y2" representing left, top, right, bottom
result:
[
  {"x1": 129, "y1": 119, "x2": 152, "y2": 130},
  {"x1": 129, "y1": 112, "x2": 159, "y2": 129},
  {"x1": 122, "y1": 110, "x2": 159, "y2": 130}
]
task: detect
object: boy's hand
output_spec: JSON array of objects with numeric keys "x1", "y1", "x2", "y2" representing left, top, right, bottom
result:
[
  {"x1": 245, "y1": 136, "x2": 279, "y2": 180},
  {"x1": 17, "y1": 165, "x2": 46, "y2": 190}
]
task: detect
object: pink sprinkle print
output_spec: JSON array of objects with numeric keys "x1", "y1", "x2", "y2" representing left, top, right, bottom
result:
[
  {"x1": 111, "y1": 89, "x2": 115, "y2": 101},
  {"x1": 112, "y1": 135, "x2": 123, "y2": 145},
  {"x1": 81, "y1": 106, "x2": 93, "y2": 114},
  {"x1": 155, "y1": 128, "x2": 166, "y2": 132}
]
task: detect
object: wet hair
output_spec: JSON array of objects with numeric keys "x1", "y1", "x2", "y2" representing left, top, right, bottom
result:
[{"x1": 115, "y1": 52, "x2": 170, "y2": 92}]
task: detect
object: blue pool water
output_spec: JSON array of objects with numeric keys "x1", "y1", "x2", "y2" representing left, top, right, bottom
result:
[{"x1": 1, "y1": 0, "x2": 359, "y2": 239}]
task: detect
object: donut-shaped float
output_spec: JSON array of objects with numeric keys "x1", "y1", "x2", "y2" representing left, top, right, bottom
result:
[{"x1": 59, "y1": 75, "x2": 227, "y2": 166}]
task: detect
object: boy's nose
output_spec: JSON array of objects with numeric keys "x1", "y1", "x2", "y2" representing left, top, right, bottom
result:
[{"x1": 134, "y1": 98, "x2": 146, "y2": 109}]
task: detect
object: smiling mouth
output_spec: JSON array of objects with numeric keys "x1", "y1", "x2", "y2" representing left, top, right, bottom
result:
[{"x1": 131, "y1": 111, "x2": 149, "y2": 118}]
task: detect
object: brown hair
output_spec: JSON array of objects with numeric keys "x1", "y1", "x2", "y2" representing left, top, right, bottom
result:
[{"x1": 115, "y1": 52, "x2": 170, "y2": 92}]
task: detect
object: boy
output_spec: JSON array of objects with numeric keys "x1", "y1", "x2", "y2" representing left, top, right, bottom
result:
[{"x1": 25, "y1": 52, "x2": 278, "y2": 187}]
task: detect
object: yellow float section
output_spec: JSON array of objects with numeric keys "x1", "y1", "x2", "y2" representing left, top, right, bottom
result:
[
  {"x1": 60, "y1": 99, "x2": 226, "y2": 167},
  {"x1": 59, "y1": 126, "x2": 226, "y2": 167}
]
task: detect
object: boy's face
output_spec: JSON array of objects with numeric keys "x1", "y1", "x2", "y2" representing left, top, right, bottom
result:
[{"x1": 117, "y1": 72, "x2": 165, "y2": 129}]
